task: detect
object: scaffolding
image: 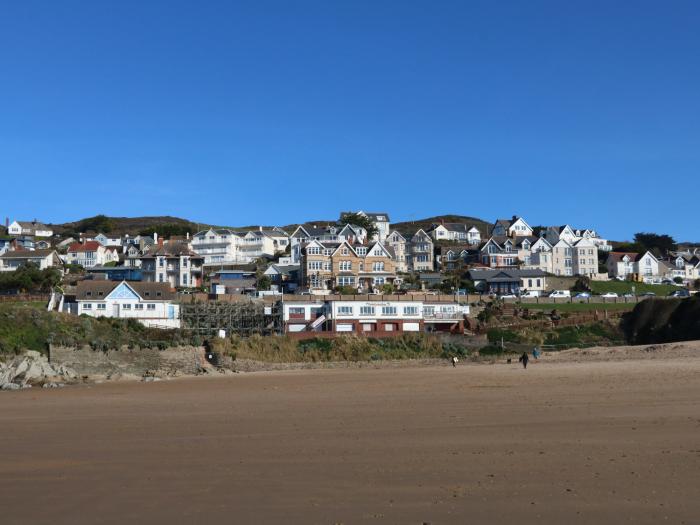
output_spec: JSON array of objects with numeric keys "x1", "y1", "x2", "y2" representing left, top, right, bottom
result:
[{"x1": 180, "y1": 300, "x2": 283, "y2": 337}]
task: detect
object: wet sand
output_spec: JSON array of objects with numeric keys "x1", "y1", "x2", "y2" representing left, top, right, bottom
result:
[{"x1": 2, "y1": 354, "x2": 700, "y2": 524}]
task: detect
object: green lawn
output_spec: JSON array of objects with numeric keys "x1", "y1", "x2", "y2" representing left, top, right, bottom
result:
[
  {"x1": 589, "y1": 280, "x2": 681, "y2": 296},
  {"x1": 518, "y1": 302, "x2": 636, "y2": 312}
]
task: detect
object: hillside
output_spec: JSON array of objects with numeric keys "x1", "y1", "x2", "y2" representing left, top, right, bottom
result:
[
  {"x1": 391, "y1": 214, "x2": 491, "y2": 238},
  {"x1": 47, "y1": 214, "x2": 495, "y2": 239}
]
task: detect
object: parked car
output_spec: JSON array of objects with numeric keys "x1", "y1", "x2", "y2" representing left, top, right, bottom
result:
[
  {"x1": 622, "y1": 293, "x2": 635, "y2": 298},
  {"x1": 549, "y1": 290, "x2": 571, "y2": 298},
  {"x1": 669, "y1": 289, "x2": 690, "y2": 298},
  {"x1": 573, "y1": 292, "x2": 591, "y2": 299},
  {"x1": 499, "y1": 293, "x2": 518, "y2": 299},
  {"x1": 601, "y1": 292, "x2": 619, "y2": 298},
  {"x1": 521, "y1": 290, "x2": 541, "y2": 298},
  {"x1": 640, "y1": 292, "x2": 656, "y2": 297}
]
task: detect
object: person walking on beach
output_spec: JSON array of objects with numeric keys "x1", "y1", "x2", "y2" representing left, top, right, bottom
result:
[
  {"x1": 451, "y1": 356, "x2": 459, "y2": 368},
  {"x1": 532, "y1": 347, "x2": 540, "y2": 360},
  {"x1": 519, "y1": 352, "x2": 529, "y2": 369}
]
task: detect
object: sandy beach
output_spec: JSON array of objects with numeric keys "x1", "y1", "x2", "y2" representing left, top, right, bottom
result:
[{"x1": 2, "y1": 345, "x2": 700, "y2": 524}]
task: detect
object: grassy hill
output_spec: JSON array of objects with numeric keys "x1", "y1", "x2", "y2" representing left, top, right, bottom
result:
[
  {"x1": 47, "y1": 213, "x2": 494, "y2": 239},
  {"x1": 391, "y1": 214, "x2": 492, "y2": 238}
]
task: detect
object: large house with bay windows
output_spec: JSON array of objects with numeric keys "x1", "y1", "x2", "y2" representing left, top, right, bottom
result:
[
  {"x1": 139, "y1": 243, "x2": 203, "y2": 288},
  {"x1": 299, "y1": 240, "x2": 397, "y2": 294}
]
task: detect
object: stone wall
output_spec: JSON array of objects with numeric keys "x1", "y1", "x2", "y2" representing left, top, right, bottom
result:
[{"x1": 48, "y1": 345, "x2": 206, "y2": 377}]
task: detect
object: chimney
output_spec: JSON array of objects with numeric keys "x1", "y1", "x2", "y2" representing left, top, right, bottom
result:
[
  {"x1": 4, "y1": 217, "x2": 8, "y2": 228},
  {"x1": 153, "y1": 232, "x2": 158, "y2": 243}
]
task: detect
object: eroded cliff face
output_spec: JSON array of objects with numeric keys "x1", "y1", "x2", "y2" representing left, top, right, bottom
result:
[{"x1": 622, "y1": 296, "x2": 700, "y2": 344}]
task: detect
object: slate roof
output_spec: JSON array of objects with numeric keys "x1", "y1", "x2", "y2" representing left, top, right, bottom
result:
[{"x1": 75, "y1": 280, "x2": 176, "y2": 301}]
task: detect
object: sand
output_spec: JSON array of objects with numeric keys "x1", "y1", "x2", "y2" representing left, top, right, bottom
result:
[{"x1": 1, "y1": 345, "x2": 700, "y2": 524}]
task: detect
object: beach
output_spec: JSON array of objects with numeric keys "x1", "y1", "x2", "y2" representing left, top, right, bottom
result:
[{"x1": 1, "y1": 346, "x2": 699, "y2": 524}]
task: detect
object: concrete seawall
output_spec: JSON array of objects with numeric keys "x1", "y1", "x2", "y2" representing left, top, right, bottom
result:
[{"x1": 48, "y1": 345, "x2": 206, "y2": 377}]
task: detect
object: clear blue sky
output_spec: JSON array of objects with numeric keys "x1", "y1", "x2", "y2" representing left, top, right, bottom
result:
[{"x1": 1, "y1": 1, "x2": 698, "y2": 241}]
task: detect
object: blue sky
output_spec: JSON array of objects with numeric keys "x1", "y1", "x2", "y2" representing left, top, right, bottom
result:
[{"x1": 1, "y1": 1, "x2": 698, "y2": 241}]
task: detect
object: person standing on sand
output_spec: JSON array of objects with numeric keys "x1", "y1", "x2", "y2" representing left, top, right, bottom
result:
[
  {"x1": 519, "y1": 352, "x2": 529, "y2": 369},
  {"x1": 451, "y1": 356, "x2": 459, "y2": 367}
]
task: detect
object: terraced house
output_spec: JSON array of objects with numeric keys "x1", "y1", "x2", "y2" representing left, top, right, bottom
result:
[{"x1": 299, "y1": 240, "x2": 397, "y2": 294}]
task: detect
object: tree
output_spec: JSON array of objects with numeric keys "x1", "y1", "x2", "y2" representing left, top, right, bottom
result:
[
  {"x1": 380, "y1": 283, "x2": 395, "y2": 294},
  {"x1": 572, "y1": 276, "x2": 591, "y2": 292},
  {"x1": 255, "y1": 275, "x2": 271, "y2": 291},
  {"x1": 633, "y1": 232, "x2": 677, "y2": 257},
  {"x1": 335, "y1": 285, "x2": 356, "y2": 295},
  {"x1": 673, "y1": 276, "x2": 683, "y2": 284},
  {"x1": 338, "y1": 212, "x2": 379, "y2": 239}
]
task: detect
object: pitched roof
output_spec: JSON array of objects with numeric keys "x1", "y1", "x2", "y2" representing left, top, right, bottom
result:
[
  {"x1": 141, "y1": 244, "x2": 201, "y2": 258},
  {"x1": 75, "y1": 280, "x2": 176, "y2": 301},
  {"x1": 607, "y1": 251, "x2": 640, "y2": 263},
  {"x1": 0, "y1": 249, "x2": 58, "y2": 260},
  {"x1": 68, "y1": 241, "x2": 103, "y2": 252},
  {"x1": 15, "y1": 220, "x2": 50, "y2": 230}
]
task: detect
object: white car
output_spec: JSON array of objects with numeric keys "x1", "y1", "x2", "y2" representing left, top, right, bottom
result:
[
  {"x1": 521, "y1": 290, "x2": 541, "y2": 298},
  {"x1": 549, "y1": 290, "x2": 571, "y2": 298},
  {"x1": 600, "y1": 292, "x2": 619, "y2": 298}
]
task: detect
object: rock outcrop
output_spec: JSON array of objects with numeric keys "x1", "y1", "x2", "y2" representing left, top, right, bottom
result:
[{"x1": 0, "y1": 351, "x2": 77, "y2": 390}]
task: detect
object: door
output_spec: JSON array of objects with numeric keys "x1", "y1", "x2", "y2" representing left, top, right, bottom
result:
[
  {"x1": 113, "y1": 304, "x2": 120, "y2": 317},
  {"x1": 168, "y1": 305, "x2": 175, "y2": 319}
]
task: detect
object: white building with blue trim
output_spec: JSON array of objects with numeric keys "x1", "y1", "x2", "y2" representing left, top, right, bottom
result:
[{"x1": 74, "y1": 280, "x2": 180, "y2": 328}]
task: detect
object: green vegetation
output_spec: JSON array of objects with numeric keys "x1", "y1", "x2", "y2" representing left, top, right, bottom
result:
[
  {"x1": 209, "y1": 333, "x2": 474, "y2": 362},
  {"x1": 589, "y1": 280, "x2": 680, "y2": 296},
  {"x1": 521, "y1": 302, "x2": 636, "y2": 312},
  {"x1": 0, "y1": 264, "x2": 62, "y2": 293},
  {"x1": 482, "y1": 321, "x2": 624, "y2": 352},
  {"x1": 139, "y1": 223, "x2": 196, "y2": 238},
  {"x1": 0, "y1": 304, "x2": 201, "y2": 356},
  {"x1": 338, "y1": 212, "x2": 379, "y2": 239}
]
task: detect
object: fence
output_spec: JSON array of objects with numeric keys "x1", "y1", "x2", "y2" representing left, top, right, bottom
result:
[{"x1": 0, "y1": 293, "x2": 50, "y2": 303}]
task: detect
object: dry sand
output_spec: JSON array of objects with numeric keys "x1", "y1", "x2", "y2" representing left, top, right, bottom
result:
[{"x1": 1, "y1": 344, "x2": 700, "y2": 524}]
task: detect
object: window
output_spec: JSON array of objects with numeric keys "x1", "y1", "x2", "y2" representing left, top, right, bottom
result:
[
  {"x1": 337, "y1": 276, "x2": 355, "y2": 286},
  {"x1": 381, "y1": 306, "x2": 397, "y2": 316},
  {"x1": 341, "y1": 248, "x2": 349, "y2": 255},
  {"x1": 182, "y1": 274, "x2": 188, "y2": 285},
  {"x1": 123, "y1": 304, "x2": 131, "y2": 310},
  {"x1": 373, "y1": 277, "x2": 385, "y2": 285},
  {"x1": 373, "y1": 262, "x2": 385, "y2": 272},
  {"x1": 338, "y1": 306, "x2": 353, "y2": 316},
  {"x1": 528, "y1": 279, "x2": 533, "y2": 287},
  {"x1": 359, "y1": 306, "x2": 375, "y2": 315},
  {"x1": 83, "y1": 303, "x2": 92, "y2": 309},
  {"x1": 159, "y1": 258, "x2": 164, "y2": 267},
  {"x1": 356, "y1": 247, "x2": 367, "y2": 256},
  {"x1": 307, "y1": 246, "x2": 321, "y2": 255},
  {"x1": 97, "y1": 303, "x2": 106, "y2": 310},
  {"x1": 147, "y1": 304, "x2": 156, "y2": 310},
  {"x1": 339, "y1": 261, "x2": 352, "y2": 272},
  {"x1": 289, "y1": 307, "x2": 304, "y2": 315},
  {"x1": 182, "y1": 258, "x2": 188, "y2": 267},
  {"x1": 403, "y1": 306, "x2": 418, "y2": 316},
  {"x1": 323, "y1": 262, "x2": 331, "y2": 271},
  {"x1": 536, "y1": 279, "x2": 541, "y2": 287},
  {"x1": 86, "y1": 291, "x2": 92, "y2": 297},
  {"x1": 159, "y1": 274, "x2": 164, "y2": 282},
  {"x1": 308, "y1": 261, "x2": 323, "y2": 271},
  {"x1": 135, "y1": 304, "x2": 144, "y2": 310}
]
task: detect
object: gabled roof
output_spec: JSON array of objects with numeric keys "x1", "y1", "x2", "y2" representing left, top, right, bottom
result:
[
  {"x1": 387, "y1": 230, "x2": 406, "y2": 242},
  {"x1": 13, "y1": 220, "x2": 51, "y2": 230},
  {"x1": 331, "y1": 241, "x2": 358, "y2": 257},
  {"x1": 607, "y1": 251, "x2": 640, "y2": 263},
  {"x1": 411, "y1": 229, "x2": 432, "y2": 242},
  {"x1": 0, "y1": 249, "x2": 58, "y2": 260},
  {"x1": 75, "y1": 280, "x2": 176, "y2": 301},
  {"x1": 68, "y1": 241, "x2": 103, "y2": 252},
  {"x1": 366, "y1": 242, "x2": 393, "y2": 259}
]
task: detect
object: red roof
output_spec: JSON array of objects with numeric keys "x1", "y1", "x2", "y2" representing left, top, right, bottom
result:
[{"x1": 68, "y1": 241, "x2": 103, "y2": 252}]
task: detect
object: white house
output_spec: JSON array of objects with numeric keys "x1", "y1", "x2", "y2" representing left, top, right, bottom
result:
[
  {"x1": 66, "y1": 241, "x2": 119, "y2": 268},
  {"x1": 191, "y1": 228, "x2": 242, "y2": 264},
  {"x1": 74, "y1": 280, "x2": 180, "y2": 328},
  {"x1": 93, "y1": 233, "x2": 123, "y2": 247},
  {"x1": 7, "y1": 220, "x2": 53, "y2": 238},
  {"x1": 282, "y1": 297, "x2": 468, "y2": 334},
  {"x1": 606, "y1": 252, "x2": 640, "y2": 280},
  {"x1": 341, "y1": 211, "x2": 390, "y2": 242},
  {"x1": 429, "y1": 223, "x2": 481, "y2": 245},
  {"x1": 0, "y1": 249, "x2": 63, "y2": 272},
  {"x1": 492, "y1": 217, "x2": 533, "y2": 238}
]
